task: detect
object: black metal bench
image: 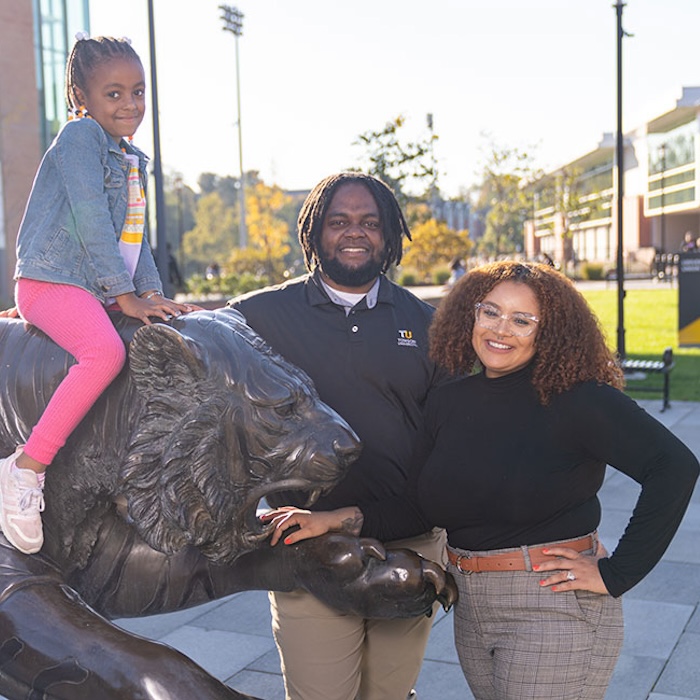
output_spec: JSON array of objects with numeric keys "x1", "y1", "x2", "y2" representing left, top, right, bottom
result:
[{"x1": 621, "y1": 348, "x2": 674, "y2": 412}]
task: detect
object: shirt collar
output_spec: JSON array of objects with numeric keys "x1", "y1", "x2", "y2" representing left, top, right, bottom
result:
[{"x1": 309, "y1": 268, "x2": 387, "y2": 311}]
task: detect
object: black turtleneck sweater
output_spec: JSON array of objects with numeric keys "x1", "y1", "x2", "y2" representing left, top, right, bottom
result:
[{"x1": 360, "y1": 366, "x2": 699, "y2": 598}]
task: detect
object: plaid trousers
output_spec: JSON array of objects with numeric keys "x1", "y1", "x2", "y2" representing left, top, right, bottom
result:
[{"x1": 449, "y1": 538, "x2": 624, "y2": 700}]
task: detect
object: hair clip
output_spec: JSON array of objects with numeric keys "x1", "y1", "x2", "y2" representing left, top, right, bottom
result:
[
  {"x1": 68, "y1": 106, "x2": 90, "y2": 121},
  {"x1": 75, "y1": 31, "x2": 90, "y2": 41},
  {"x1": 121, "y1": 36, "x2": 132, "y2": 45}
]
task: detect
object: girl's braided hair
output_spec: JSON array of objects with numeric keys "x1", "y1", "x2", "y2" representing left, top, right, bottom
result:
[{"x1": 65, "y1": 36, "x2": 142, "y2": 113}]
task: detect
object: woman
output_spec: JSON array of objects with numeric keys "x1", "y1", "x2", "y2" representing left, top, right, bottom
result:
[{"x1": 264, "y1": 261, "x2": 699, "y2": 700}]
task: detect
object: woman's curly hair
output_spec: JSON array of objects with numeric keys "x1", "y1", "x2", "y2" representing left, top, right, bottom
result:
[{"x1": 429, "y1": 261, "x2": 624, "y2": 404}]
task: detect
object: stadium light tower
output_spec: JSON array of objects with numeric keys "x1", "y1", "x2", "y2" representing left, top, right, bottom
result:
[{"x1": 220, "y1": 4, "x2": 247, "y2": 248}]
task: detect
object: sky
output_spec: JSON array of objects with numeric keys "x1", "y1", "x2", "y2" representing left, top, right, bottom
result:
[{"x1": 88, "y1": 0, "x2": 700, "y2": 197}]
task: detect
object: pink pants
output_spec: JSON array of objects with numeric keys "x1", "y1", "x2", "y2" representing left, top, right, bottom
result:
[{"x1": 16, "y1": 279, "x2": 127, "y2": 465}]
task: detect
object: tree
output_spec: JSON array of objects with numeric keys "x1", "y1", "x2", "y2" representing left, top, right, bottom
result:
[
  {"x1": 354, "y1": 115, "x2": 437, "y2": 205},
  {"x1": 549, "y1": 166, "x2": 584, "y2": 266},
  {"x1": 404, "y1": 201, "x2": 432, "y2": 230},
  {"x1": 401, "y1": 219, "x2": 472, "y2": 280},
  {"x1": 181, "y1": 173, "x2": 294, "y2": 281},
  {"x1": 197, "y1": 172, "x2": 253, "y2": 206},
  {"x1": 229, "y1": 181, "x2": 292, "y2": 279},
  {"x1": 475, "y1": 140, "x2": 541, "y2": 257},
  {"x1": 181, "y1": 191, "x2": 238, "y2": 273},
  {"x1": 163, "y1": 172, "x2": 196, "y2": 273}
]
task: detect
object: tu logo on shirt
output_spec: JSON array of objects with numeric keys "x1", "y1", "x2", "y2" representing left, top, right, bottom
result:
[{"x1": 397, "y1": 329, "x2": 418, "y2": 348}]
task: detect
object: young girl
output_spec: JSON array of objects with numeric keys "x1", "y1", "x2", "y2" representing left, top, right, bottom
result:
[{"x1": 0, "y1": 35, "x2": 195, "y2": 555}]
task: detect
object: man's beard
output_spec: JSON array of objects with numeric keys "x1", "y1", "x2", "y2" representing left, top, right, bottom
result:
[{"x1": 318, "y1": 252, "x2": 385, "y2": 289}]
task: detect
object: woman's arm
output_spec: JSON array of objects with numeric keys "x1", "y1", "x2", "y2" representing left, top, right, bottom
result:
[
  {"x1": 264, "y1": 390, "x2": 445, "y2": 547},
  {"x1": 562, "y1": 383, "x2": 698, "y2": 597},
  {"x1": 358, "y1": 418, "x2": 436, "y2": 542}
]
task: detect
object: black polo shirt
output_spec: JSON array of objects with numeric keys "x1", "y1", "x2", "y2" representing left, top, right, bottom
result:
[{"x1": 229, "y1": 269, "x2": 444, "y2": 510}]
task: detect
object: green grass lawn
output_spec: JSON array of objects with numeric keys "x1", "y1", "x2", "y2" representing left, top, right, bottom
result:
[{"x1": 579, "y1": 287, "x2": 700, "y2": 402}]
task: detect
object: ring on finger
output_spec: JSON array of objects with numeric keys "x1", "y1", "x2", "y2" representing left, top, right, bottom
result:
[{"x1": 566, "y1": 570, "x2": 576, "y2": 581}]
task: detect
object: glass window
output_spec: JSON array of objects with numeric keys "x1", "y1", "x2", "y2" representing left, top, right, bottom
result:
[
  {"x1": 648, "y1": 121, "x2": 697, "y2": 175},
  {"x1": 34, "y1": 0, "x2": 89, "y2": 150}
]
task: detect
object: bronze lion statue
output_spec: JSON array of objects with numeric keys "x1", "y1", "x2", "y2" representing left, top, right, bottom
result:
[{"x1": 0, "y1": 308, "x2": 456, "y2": 700}]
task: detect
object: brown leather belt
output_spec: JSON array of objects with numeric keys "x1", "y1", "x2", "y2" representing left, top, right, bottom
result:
[{"x1": 447, "y1": 534, "x2": 595, "y2": 573}]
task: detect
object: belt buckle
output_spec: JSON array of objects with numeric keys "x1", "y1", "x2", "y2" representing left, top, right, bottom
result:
[{"x1": 455, "y1": 552, "x2": 473, "y2": 575}]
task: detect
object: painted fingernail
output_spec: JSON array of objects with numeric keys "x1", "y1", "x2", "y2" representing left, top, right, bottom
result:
[{"x1": 533, "y1": 564, "x2": 540, "y2": 571}]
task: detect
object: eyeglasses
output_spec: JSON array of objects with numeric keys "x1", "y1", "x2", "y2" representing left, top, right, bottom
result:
[{"x1": 474, "y1": 302, "x2": 540, "y2": 337}]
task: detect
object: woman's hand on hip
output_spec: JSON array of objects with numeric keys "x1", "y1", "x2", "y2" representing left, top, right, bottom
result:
[{"x1": 534, "y1": 542, "x2": 611, "y2": 595}]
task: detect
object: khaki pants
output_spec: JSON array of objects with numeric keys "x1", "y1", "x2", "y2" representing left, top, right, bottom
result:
[{"x1": 269, "y1": 528, "x2": 447, "y2": 700}]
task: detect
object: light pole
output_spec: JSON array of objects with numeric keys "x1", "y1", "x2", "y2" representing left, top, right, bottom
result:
[
  {"x1": 174, "y1": 173, "x2": 185, "y2": 277},
  {"x1": 426, "y1": 113, "x2": 438, "y2": 197},
  {"x1": 659, "y1": 142, "x2": 667, "y2": 255},
  {"x1": 147, "y1": 0, "x2": 172, "y2": 296},
  {"x1": 220, "y1": 4, "x2": 247, "y2": 248},
  {"x1": 614, "y1": 0, "x2": 629, "y2": 359}
]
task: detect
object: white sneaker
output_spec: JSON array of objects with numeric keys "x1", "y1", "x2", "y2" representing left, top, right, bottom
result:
[{"x1": 0, "y1": 447, "x2": 45, "y2": 554}]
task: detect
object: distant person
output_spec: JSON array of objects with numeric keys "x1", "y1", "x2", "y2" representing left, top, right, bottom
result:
[
  {"x1": 165, "y1": 243, "x2": 183, "y2": 289},
  {"x1": 230, "y1": 172, "x2": 447, "y2": 700},
  {"x1": 680, "y1": 231, "x2": 697, "y2": 252},
  {"x1": 447, "y1": 256, "x2": 466, "y2": 287},
  {"x1": 0, "y1": 35, "x2": 195, "y2": 555},
  {"x1": 540, "y1": 251, "x2": 555, "y2": 267},
  {"x1": 266, "y1": 261, "x2": 699, "y2": 700},
  {"x1": 205, "y1": 262, "x2": 220, "y2": 280}
]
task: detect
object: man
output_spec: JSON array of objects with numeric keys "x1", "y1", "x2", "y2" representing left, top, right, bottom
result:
[{"x1": 229, "y1": 172, "x2": 446, "y2": 700}]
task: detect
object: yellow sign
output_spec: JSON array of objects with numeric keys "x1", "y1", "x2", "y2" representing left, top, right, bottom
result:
[
  {"x1": 679, "y1": 317, "x2": 700, "y2": 345},
  {"x1": 679, "y1": 253, "x2": 700, "y2": 347}
]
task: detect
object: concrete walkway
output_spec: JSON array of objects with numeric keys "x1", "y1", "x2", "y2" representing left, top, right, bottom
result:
[{"x1": 2, "y1": 398, "x2": 690, "y2": 700}]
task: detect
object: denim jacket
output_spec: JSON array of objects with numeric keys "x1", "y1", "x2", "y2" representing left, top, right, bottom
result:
[{"x1": 15, "y1": 118, "x2": 162, "y2": 302}]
